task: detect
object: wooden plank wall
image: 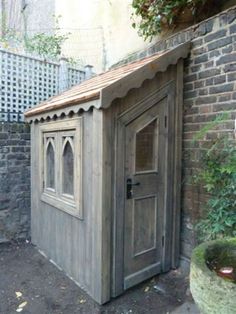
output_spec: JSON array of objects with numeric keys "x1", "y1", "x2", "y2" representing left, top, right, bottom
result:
[
  {"x1": 31, "y1": 63, "x2": 183, "y2": 304},
  {"x1": 31, "y1": 111, "x2": 106, "y2": 303}
]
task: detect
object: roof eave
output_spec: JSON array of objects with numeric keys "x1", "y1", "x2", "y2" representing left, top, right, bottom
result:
[
  {"x1": 24, "y1": 42, "x2": 190, "y2": 123},
  {"x1": 100, "y1": 42, "x2": 190, "y2": 108},
  {"x1": 24, "y1": 98, "x2": 101, "y2": 123}
]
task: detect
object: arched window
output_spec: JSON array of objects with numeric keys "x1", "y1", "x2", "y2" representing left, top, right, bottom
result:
[
  {"x1": 42, "y1": 118, "x2": 83, "y2": 219},
  {"x1": 46, "y1": 140, "x2": 55, "y2": 189},
  {"x1": 62, "y1": 139, "x2": 74, "y2": 196}
]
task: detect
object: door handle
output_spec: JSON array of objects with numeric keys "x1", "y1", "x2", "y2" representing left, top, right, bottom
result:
[{"x1": 126, "y1": 178, "x2": 140, "y2": 199}]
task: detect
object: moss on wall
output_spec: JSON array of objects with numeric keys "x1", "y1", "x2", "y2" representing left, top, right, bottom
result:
[{"x1": 190, "y1": 239, "x2": 236, "y2": 314}]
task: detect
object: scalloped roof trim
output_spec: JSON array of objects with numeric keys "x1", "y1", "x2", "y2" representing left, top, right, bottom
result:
[{"x1": 25, "y1": 42, "x2": 190, "y2": 122}]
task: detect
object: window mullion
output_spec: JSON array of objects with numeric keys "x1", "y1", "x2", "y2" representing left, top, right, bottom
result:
[{"x1": 56, "y1": 132, "x2": 61, "y2": 198}]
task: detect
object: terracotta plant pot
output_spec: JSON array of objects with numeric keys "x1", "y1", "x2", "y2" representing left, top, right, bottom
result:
[{"x1": 190, "y1": 238, "x2": 236, "y2": 314}]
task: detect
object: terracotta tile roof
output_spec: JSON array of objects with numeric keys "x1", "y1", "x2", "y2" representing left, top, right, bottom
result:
[{"x1": 25, "y1": 42, "x2": 190, "y2": 119}]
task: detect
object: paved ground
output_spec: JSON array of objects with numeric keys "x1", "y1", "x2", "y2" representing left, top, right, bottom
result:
[{"x1": 0, "y1": 241, "x2": 199, "y2": 314}]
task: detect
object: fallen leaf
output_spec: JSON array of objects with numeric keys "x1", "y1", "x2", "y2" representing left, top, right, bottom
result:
[
  {"x1": 16, "y1": 309, "x2": 23, "y2": 313},
  {"x1": 79, "y1": 299, "x2": 86, "y2": 304},
  {"x1": 18, "y1": 301, "x2": 27, "y2": 308},
  {"x1": 144, "y1": 286, "x2": 150, "y2": 292},
  {"x1": 15, "y1": 292, "x2": 22, "y2": 298}
]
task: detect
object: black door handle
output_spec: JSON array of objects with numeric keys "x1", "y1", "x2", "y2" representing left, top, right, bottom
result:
[
  {"x1": 127, "y1": 178, "x2": 140, "y2": 186},
  {"x1": 127, "y1": 178, "x2": 140, "y2": 199}
]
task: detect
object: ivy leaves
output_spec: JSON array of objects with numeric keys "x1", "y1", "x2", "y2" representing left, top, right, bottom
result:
[{"x1": 131, "y1": 0, "x2": 214, "y2": 41}]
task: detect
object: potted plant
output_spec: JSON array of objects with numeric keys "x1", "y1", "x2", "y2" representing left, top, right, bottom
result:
[{"x1": 190, "y1": 238, "x2": 236, "y2": 314}]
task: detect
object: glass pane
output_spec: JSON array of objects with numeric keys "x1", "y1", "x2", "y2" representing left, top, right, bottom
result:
[
  {"x1": 63, "y1": 140, "x2": 74, "y2": 195},
  {"x1": 135, "y1": 119, "x2": 158, "y2": 172},
  {"x1": 46, "y1": 141, "x2": 55, "y2": 189}
]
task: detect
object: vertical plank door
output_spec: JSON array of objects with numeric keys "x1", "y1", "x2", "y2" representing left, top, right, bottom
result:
[{"x1": 124, "y1": 98, "x2": 168, "y2": 289}]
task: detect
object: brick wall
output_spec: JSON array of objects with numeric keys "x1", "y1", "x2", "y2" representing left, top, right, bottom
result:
[
  {"x1": 181, "y1": 11, "x2": 236, "y2": 260},
  {"x1": 182, "y1": 9, "x2": 236, "y2": 260},
  {"x1": 0, "y1": 123, "x2": 30, "y2": 242},
  {"x1": 114, "y1": 6, "x2": 236, "y2": 261}
]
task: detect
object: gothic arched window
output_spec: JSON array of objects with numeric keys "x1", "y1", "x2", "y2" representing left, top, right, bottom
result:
[
  {"x1": 42, "y1": 118, "x2": 82, "y2": 219},
  {"x1": 62, "y1": 138, "x2": 74, "y2": 196},
  {"x1": 46, "y1": 139, "x2": 55, "y2": 190}
]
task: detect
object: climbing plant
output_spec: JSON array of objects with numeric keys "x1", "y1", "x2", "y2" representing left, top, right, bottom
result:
[
  {"x1": 195, "y1": 137, "x2": 236, "y2": 241},
  {"x1": 131, "y1": 0, "x2": 224, "y2": 40},
  {"x1": 193, "y1": 115, "x2": 236, "y2": 241}
]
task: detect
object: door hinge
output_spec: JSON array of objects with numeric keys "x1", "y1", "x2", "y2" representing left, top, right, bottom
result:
[
  {"x1": 162, "y1": 236, "x2": 165, "y2": 247},
  {"x1": 164, "y1": 115, "x2": 167, "y2": 128}
]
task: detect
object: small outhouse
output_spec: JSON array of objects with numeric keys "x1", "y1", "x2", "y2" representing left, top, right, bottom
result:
[{"x1": 25, "y1": 42, "x2": 190, "y2": 304}]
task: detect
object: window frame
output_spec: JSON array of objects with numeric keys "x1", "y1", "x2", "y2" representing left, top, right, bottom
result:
[
  {"x1": 40, "y1": 118, "x2": 83, "y2": 219},
  {"x1": 44, "y1": 132, "x2": 57, "y2": 194},
  {"x1": 134, "y1": 116, "x2": 159, "y2": 174},
  {"x1": 60, "y1": 130, "x2": 76, "y2": 202}
]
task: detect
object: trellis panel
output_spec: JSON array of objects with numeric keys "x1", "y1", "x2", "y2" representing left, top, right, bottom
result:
[
  {"x1": 0, "y1": 49, "x2": 86, "y2": 122},
  {"x1": 68, "y1": 67, "x2": 85, "y2": 88}
]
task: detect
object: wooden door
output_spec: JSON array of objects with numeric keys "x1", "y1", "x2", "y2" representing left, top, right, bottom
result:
[{"x1": 123, "y1": 99, "x2": 167, "y2": 289}]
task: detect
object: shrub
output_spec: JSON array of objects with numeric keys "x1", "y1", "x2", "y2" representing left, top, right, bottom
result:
[
  {"x1": 131, "y1": 0, "x2": 224, "y2": 40},
  {"x1": 195, "y1": 136, "x2": 236, "y2": 241},
  {"x1": 25, "y1": 16, "x2": 70, "y2": 59}
]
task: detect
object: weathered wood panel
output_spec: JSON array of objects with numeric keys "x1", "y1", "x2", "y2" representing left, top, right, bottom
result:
[
  {"x1": 100, "y1": 108, "x2": 113, "y2": 303},
  {"x1": 110, "y1": 65, "x2": 182, "y2": 296},
  {"x1": 31, "y1": 111, "x2": 106, "y2": 303},
  {"x1": 90, "y1": 109, "x2": 104, "y2": 302},
  {"x1": 172, "y1": 59, "x2": 184, "y2": 268}
]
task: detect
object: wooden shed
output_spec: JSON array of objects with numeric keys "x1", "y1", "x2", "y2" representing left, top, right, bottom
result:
[{"x1": 25, "y1": 42, "x2": 190, "y2": 304}]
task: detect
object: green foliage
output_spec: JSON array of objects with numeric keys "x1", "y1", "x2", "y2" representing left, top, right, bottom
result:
[
  {"x1": 0, "y1": 15, "x2": 71, "y2": 60},
  {"x1": 0, "y1": 29, "x2": 23, "y2": 50},
  {"x1": 25, "y1": 32, "x2": 68, "y2": 59},
  {"x1": 131, "y1": 0, "x2": 218, "y2": 40},
  {"x1": 25, "y1": 16, "x2": 70, "y2": 59},
  {"x1": 195, "y1": 136, "x2": 236, "y2": 241},
  {"x1": 192, "y1": 112, "x2": 229, "y2": 142}
]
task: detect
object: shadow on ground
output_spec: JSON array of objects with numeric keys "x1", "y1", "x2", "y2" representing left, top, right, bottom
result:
[{"x1": 0, "y1": 242, "x2": 198, "y2": 314}]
